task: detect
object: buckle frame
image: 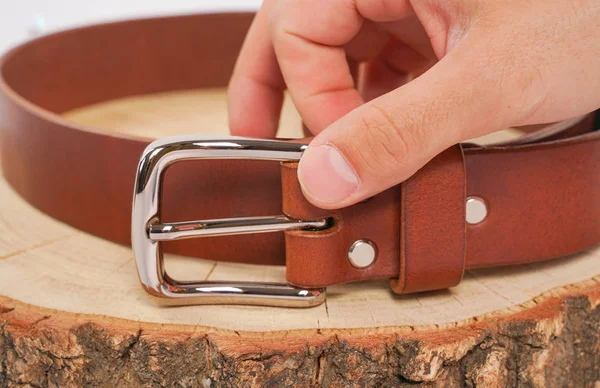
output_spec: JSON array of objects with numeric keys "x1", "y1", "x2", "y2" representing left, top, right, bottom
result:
[{"x1": 131, "y1": 137, "x2": 327, "y2": 307}]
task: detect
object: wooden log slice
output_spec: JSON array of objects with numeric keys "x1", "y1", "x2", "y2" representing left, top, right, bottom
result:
[{"x1": 0, "y1": 90, "x2": 598, "y2": 387}]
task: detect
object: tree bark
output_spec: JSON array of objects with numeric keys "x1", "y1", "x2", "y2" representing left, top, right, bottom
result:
[{"x1": 1, "y1": 280, "x2": 598, "y2": 387}]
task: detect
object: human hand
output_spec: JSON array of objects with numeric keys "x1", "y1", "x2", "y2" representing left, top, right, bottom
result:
[{"x1": 228, "y1": 0, "x2": 600, "y2": 209}]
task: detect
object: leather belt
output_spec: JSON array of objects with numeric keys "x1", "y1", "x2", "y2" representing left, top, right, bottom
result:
[{"x1": 0, "y1": 13, "x2": 598, "y2": 307}]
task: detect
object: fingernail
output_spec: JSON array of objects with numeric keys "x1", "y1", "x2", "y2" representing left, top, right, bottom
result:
[{"x1": 298, "y1": 145, "x2": 359, "y2": 204}]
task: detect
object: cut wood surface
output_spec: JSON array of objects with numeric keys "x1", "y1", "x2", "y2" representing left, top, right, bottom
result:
[{"x1": 0, "y1": 89, "x2": 598, "y2": 387}]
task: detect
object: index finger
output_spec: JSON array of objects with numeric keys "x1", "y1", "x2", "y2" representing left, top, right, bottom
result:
[{"x1": 269, "y1": 0, "x2": 366, "y2": 133}]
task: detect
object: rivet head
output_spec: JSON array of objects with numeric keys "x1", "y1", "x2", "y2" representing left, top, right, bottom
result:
[
  {"x1": 348, "y1": 239, "x2": 377, "y2": 268},
  {"x1": 466, "y1": 196, "x2": 488, "y2": 224}
]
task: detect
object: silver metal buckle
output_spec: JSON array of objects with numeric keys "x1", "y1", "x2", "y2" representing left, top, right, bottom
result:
[{"x1": 131, "y1": 137, "x2": 327, "y2": 307}]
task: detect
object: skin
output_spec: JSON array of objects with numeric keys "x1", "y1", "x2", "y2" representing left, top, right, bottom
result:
[{"x1": 228, "y1": 0, "x2": 600, "y2": 209}]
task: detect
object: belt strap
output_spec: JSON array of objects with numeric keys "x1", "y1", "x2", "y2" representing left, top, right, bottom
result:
[{"x1": 0, "y1": 13, "x2": 598, "y2": 293}]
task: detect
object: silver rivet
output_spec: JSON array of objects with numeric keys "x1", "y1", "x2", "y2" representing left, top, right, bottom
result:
[
  {"x1": 348, "y1": 239, "x2": 377, "y2": 268},
  {"x1": 466, "y1": 196, "x2": 488, "y2": 224}
]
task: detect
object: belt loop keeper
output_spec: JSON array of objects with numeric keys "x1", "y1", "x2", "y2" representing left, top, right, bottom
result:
[{"x1": 390, "y1": 144, "x2": 467, "y2": 294}]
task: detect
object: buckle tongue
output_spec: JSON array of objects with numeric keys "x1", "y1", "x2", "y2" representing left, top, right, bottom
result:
[
  {"x1": 131, "y1": 137, "x2": 327, "y2": 307},
  {"x1": 149, "y1": 216, "x2": 327, "y2": 241}
]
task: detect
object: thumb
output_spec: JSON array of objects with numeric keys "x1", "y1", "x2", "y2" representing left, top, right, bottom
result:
[{"x1": 297, "y1": 41, "x2": 514, "y2": 209}]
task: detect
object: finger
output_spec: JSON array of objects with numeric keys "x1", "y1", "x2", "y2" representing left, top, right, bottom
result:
[
  {"x1": 270, "y1": 0, "x2": 417, "y2": 134},
  {"x1": 301, "y1": 58, "x2": 361, "y2": 137},
  {"x1": 344, "y1": 21, "x2": 389, "y2": 63},
  {"x1": 380, "y1": 15, "x2": 436, "y2": 60},
  {"x1": 269, "y1": 0, "x2": 365, "y2": 134},
  {"x1": 361, "y1": 39, "x2": 435, "y2": 101},
  {"x1": 297, "y1": 38, "x2": 511, "y2": 209},
  {"x1": 228, "y1": 2, "x2": 285, "y2": 138},
  {"x1": 355, "y1": 0, "x2": 414, "y2": 22}
]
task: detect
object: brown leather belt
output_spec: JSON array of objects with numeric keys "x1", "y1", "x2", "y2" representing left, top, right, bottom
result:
[{"x1": 0, "y1": 13, "x2": 599, "y2": 307}]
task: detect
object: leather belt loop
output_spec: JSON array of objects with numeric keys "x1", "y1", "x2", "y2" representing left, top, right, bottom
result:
[
  {"x1": 281, "y1": 162, "x2": 402, "y2": 288},
  {"x1": 390, "y1": 144, "x2": 467, "y2": 294}
]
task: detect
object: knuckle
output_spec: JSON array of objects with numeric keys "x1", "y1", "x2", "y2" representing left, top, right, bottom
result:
[{"x1": 354, "y1": 106, "x2": 420, "y2": 178}]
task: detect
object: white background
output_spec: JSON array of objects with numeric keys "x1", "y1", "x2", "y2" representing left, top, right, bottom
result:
[{"x1": 0, "y1": 0, "x2": 261, "y2": 53}]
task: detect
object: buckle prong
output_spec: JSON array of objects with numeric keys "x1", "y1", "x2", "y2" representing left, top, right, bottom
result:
[
  {"x1": 149, "y1": 216, "x2": 328, "y2": 241},
  {"x1": 132, "y1": 137, "x2": 327, "y2": 308}
]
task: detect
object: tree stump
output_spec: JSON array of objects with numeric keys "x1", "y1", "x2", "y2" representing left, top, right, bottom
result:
[{"x1": 1, "y1": 90, "x2": 598, "y2": 387}]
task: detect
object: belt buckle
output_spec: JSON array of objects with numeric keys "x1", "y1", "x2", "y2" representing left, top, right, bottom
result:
[{"x1": 131, "y1": 136, "x2": 327, "y2": 307}]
